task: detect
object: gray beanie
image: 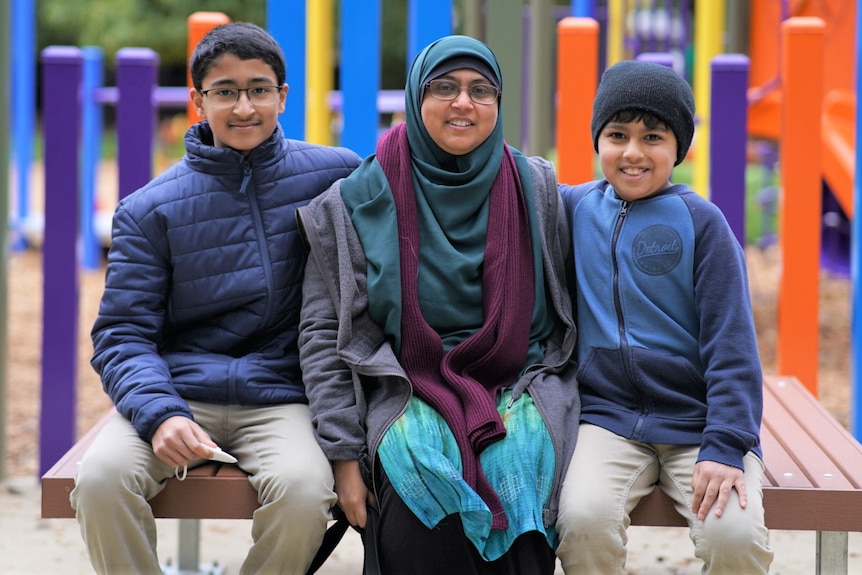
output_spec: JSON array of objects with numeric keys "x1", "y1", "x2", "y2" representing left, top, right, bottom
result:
[{"x1": 591, "y1": 60, "x2": 695, "y2": 166}]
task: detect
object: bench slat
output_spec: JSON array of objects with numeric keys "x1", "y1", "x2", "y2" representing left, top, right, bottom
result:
[
  {"x1": 763, "y1": 380, "x2": 855, "y2": 489},
  {"x1": 766, "y1": 376, "x2": 862, "y2": 488}
]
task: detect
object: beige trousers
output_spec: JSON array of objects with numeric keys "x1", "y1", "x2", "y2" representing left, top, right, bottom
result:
[
  {"x1": 556, "y1": 423, "x2": 773, "y2": 574},
  {"x1": 71, "y1": 402, "x2": 335, "y2": 575}
]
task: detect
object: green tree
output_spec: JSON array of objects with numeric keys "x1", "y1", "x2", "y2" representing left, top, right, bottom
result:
[{"x1": 38, "y1": 0, "x2": 265, "y2": 71}]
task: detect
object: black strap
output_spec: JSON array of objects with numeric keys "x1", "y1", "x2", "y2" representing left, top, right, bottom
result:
[
  {"x1": 305, "y1": 507, "x2": 351, "y2": 575},
  {"x1": 361, "y1": 504, "x2": 382, "y2": 575}
]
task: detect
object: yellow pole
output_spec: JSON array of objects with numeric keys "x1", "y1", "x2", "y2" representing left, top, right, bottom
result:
[
  {"x1": 692, "y1": 0, "x2": 726, "y2": 198},
  {"x1": 607, "y1": 0, "x2": 625, "y2": 66},
  {"x1": 306, "y1": 0, "x2": 332, "y2": 145}
]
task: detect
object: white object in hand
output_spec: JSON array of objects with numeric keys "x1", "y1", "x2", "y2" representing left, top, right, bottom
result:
[{"x1": 209, "y1": 447, "x2": 238, "y2": 464}]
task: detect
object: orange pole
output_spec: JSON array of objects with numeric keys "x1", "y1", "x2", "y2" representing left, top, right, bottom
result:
[
  {"x1": 555, "y1": 17, "x2": 599, "y2": 185},
  {"x1": 777, "y1": 17, "x2": 825, "y2": 396},
  {"x1": 187, "y1": 12, "x2": 231, "y2": 126}
]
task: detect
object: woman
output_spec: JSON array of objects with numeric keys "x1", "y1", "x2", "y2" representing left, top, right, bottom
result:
[{"x1": 297, "y1": 35, "x2": 578, "y2": 574}]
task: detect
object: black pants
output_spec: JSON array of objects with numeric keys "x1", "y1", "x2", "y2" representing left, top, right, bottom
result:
[{"x1": 371, "y1": 463, "x2": 556, "y2": 575}]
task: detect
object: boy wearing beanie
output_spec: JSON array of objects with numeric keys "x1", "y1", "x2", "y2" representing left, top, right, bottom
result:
[{"x1": 556, "y1": 60, "x2": 773, "y2": 574}]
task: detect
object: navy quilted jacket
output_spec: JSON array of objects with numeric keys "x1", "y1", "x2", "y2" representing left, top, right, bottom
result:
[{"x1": 91, "y1": 121, "x2": 361, "y2": 442}]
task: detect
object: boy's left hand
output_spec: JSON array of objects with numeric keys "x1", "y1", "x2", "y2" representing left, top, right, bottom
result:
[{"x1": 691, "y1": 460, "x2": 747, "y2": 521}]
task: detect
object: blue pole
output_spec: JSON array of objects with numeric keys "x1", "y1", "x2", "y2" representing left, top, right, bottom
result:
[
  {"x1": 571, "y1": 0, "x2": 594, "y2": 17},
  {"x1": 408, "y1": 0, "x2": 453, "y2": 66},
  {"x1": 269, "y1": 0, "x2": 306, "y2": 140},
  {"x1": 340, "y1": 1, "x2": 381, "y2": 157},
  {"x1": 709, "y1": 54, "x2": 749, "y2": 247},
  {"x1": 39, "y1": 46, "x2": 82, "y2": 476},
  {"x1": 11, "y1": 0, "x2": 34, "y2": 250},
  {"x1": 81, "y1": 46, "x2": 104, "y2": 270},
  {"x1": 851, "y1": 0, "x2": 862, "y2": 440}
]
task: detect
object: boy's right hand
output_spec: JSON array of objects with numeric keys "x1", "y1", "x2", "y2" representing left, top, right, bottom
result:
[
  {"x1": 151, "y1": 415, "x2": 216, "y2": 468},
  {"x1": 691, "y1": 460, "x2": 747, "y2": 521}
]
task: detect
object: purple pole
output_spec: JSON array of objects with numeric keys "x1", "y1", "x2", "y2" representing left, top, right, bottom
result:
[
  {"x1": 116, "y1": 48, "x2": 158, "y2": 201},
  {"x1": 636, "y1": 52, "x2": 674, "y2": 68},
  {"x1": 709, "y1": 54, "x2": 749, "y2": 247},
  {"x1": 39, "y1": 46, "x2": 82, "y2": 476}
]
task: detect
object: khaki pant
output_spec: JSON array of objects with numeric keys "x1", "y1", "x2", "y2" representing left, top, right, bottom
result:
[
  {"x1": 556, "y1": 423, "x2": 773, "y2": 574},
  {"x1": 71, "y1": 402, "x2": 335, "y2": 575}
]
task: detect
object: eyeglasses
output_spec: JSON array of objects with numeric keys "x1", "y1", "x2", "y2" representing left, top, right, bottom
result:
[
  {"x1": 200, "y1": 85, "x2": 283, "y2": 108},
  {"x1": 424, "y1": 79, "x2": 500, "y2": 105}
]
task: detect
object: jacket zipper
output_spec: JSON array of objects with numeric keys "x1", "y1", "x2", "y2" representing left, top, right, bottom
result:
[
  {"x1": 243, "y1": 161, "x2": 275, "y2": 322},
  {"x1": 612, "y1": 201, "x2": 649, "y2": 437}
]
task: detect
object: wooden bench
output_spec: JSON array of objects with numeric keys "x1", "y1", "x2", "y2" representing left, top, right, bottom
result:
[
  {"x1": 630, "y1": 375, "x2": 862, "y2": 573},
  {"x1": 40, "y1": 409, "x2": 259, "y2": 574},
  {"x1": 42, "y1": 375, "x2": 862, "y2": 573}
]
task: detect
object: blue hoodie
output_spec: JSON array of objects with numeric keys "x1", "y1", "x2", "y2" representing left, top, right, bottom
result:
[{"x1": 559, "y1": 179, "x2": 762, "y2": 470}]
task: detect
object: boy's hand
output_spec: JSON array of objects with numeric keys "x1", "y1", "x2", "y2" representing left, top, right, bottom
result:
[
  {"x1": 152, "y1": 416, "x2": 216, "y2": 468},
  {"x1": 691, "y1": 460, "x2": 747, "y2": 521}
]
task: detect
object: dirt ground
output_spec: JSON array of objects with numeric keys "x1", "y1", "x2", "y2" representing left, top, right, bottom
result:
[{"x1": 1, "y1": 241, "x2": 853, "y2": 478}]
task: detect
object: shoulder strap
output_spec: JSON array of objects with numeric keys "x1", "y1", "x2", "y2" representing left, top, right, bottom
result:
[{"x1": 305, "y1": 507, "x2": 350, "y2": 574}]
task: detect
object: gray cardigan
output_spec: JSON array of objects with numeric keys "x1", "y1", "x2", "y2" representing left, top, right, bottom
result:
[{"x1": 297, "y1": 155, "x2": 579, "y2": 526}]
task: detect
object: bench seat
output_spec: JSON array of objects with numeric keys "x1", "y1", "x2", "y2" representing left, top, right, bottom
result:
[{"x1": 42, "y1": 375, "x2": 862, "y2": 573}]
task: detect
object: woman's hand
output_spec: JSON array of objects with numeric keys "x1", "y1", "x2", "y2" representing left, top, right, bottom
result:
[{"x1": 333, "y1": 459, "x2": 369, "y2": 529}]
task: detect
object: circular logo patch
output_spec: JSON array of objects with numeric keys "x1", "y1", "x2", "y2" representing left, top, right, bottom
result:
[{"x1": 632, "y1": 225, "x2": 682, "y2": 275}]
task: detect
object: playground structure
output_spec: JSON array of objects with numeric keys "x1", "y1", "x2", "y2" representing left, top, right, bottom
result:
[
  {"x1": 31, "y1": 0, "x2": 858, "y2": 463},
  {"x1": 0, "y1": 0, "x2": 856, "y2": 490},
  {"x1": 0, "y1": 0, "x2": 857, "y2": 571}
]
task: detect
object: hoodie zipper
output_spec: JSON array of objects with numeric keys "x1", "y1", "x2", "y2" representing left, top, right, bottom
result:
[{"x1": 612, "y1": 201, "x2": 649, "y2": 437}]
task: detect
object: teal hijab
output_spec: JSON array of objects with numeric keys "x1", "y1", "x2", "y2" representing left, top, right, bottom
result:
[{"x1": 340, "y1": 35, "x2": 551, "y2": 360}]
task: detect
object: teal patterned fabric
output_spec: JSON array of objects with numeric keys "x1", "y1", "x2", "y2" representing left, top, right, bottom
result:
[{"x1": 378, "y1": 389, "x2": 556, "y2": 560}]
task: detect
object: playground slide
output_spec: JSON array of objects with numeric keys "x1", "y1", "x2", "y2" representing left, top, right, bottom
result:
[
  {"x1": 749, "y1": 87, "x2": 855, "y2": 220},
  {"x1": 822, "y1": 90, "x2": 855, "y2": 219}
]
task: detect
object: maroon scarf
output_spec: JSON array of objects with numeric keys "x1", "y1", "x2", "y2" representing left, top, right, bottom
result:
[{"x1": 376, "y1": 123, "x2": 535, "y2": 529}]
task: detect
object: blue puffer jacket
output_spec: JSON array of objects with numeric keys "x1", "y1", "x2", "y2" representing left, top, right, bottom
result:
[{"x1": 91, "y1": 122, "x2": 361, "y2": 442}]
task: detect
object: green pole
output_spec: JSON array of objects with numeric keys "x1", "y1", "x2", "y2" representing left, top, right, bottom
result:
[
  {"x1": 485, "y1": 0, "x2": 523, "y2": 148},
  {"x1": 460, "y1": 0, "x2": 484, "y2": 39},
  {"x1": 527, "y1": 0, "x2": 553, "y2": 157},
  {"x1": 0, "y1": 0, "x2": 11, "y2": 480}
]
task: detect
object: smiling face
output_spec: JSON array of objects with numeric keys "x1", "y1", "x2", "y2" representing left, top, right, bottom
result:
[
  {"x1": 597, "y1": 116, "x2": 677, "y2": 202},
  {"x1": 189, "y1": 53, "x2": 287, "y2": 155},
  {"x1": 420, "y1": 69, "x2": 498, "y2": 156}
]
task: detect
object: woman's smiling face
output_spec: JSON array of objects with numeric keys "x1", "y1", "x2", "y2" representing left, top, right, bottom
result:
[{"x1": 420, "y1": 69, "x2": 499, "y2": 156}]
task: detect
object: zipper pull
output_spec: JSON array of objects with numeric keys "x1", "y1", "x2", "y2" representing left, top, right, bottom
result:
[{"x1": 620, "y1": 201, "x2": 629, "y2": 218}]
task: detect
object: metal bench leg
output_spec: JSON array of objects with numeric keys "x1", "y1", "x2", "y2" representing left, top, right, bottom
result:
[
  {"x1": 160, "y1": 519, "x2": 225, "y2": 575},
  {"x1": 178, "y1": 519, "x2": 201, "y2": 572},
  {"x1": 816, "y1": 530, "x2": 848, "y2": 575}
]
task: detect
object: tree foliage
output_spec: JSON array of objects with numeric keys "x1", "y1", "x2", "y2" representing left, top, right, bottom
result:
[{"x1": 37, "y1": 0, "x2": 266, "y2": 69}]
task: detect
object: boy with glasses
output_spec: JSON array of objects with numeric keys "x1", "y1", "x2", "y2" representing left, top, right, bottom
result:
[{"x1": 71, "y1": 22, "x2": 361, "y2": 574}]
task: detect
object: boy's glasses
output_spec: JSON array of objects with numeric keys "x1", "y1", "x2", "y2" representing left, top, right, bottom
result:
[
  {"x1": 424, "y1": 79, "x2": 500, "y2": 105},
  {"x1": 200, "y1": 85, "x2": 283, "y2": 108}
]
